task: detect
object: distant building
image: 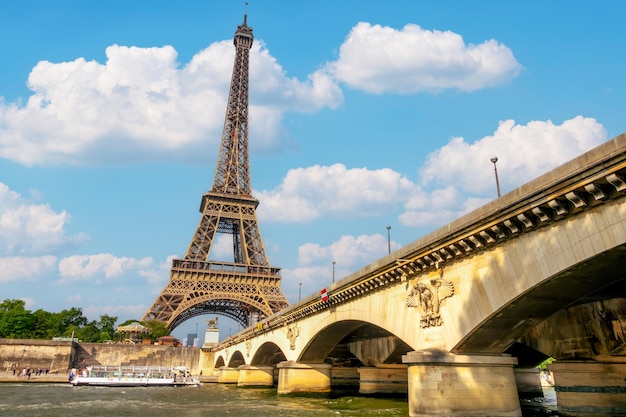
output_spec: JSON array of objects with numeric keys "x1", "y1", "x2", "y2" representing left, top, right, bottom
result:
[
  {"x1": 186, "y1": 333, "x2": 197, "y2": 347},
  {"x1": 157, "y1": 336, "x2": 181, "y2": 347}
]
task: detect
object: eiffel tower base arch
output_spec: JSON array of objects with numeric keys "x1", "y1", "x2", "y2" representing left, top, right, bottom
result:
[{"x1": 143, "y1": 259, "x2": 288, "y2": 330}]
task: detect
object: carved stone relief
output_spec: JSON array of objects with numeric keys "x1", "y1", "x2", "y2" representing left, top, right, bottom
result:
[
  {"x1": 406, "y1": 268, "x2": 455, "y2": 328},
  {"x1": 286, "y1": 324, "x2": 300, "y2": 350}
]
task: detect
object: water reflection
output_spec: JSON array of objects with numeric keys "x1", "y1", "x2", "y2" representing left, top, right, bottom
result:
[{"x1": 0, "y1": 383, "x2": 561, "y2": 416}]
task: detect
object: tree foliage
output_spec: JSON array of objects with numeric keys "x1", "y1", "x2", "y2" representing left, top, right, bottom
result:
[
  {"x1": 142, "y1": 320, "x2": 170, "y2": 339},
  {"x1": 0, "y1": 299, "x2": 169, "y2": 342}
]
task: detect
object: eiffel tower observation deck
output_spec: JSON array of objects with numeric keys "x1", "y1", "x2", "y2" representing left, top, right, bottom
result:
[{"x1": 143, "y1": 14, "x2": 289, "y2": 330}]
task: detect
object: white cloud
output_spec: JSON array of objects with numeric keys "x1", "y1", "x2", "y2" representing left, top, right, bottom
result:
[
  {"x1": 58, "y1": 253, "x2": 153, "y2": 283},
  {"x1": 419, "y1": 116, "x2": 608, "y2": 194},
  {"x1": 254, "y1": 117, "x2": 608, "y2": 232},
  {"x1": 327, "y1": 22, "x2": 522, "y2": 94},
  {"x1": 0, "y1": 183, "x2": 20, "y2": 202},
  {"x1": 21, "y1": 297, "x2": 37, "y2": 310},
  {"x1": 281, "y1": 233, "x2": 398, "y2": 301},
  {"x1": 399, "y1": 186, "x2": 464, "y2": 227},
  {"x1": 138, "y1": 255, "x2": 175, "y2": 289},
  {"x1": 63, "y1": 254, "x2": 176, "y2": 322},
  {"x1": 0, "y1": 182, "x2": 86, "y2": 255},
  {"x1": 0, "y1": 256, "x2": 57, "y2": 283},
  {"x1": 399, "y1": 193, "x2": 492, "y2": 228},
  {"x1": 67, "y1": 294, "x2": 82, "y2": 304},
  {"x1": 256, "y1": 163, "x2": 417, "y2": 222},
  {"x1": 282, "y1": 265, "x2": 333, "y2": 299},
  {"x1": 298, "y1": 234, "x2": 392, "y2": 267},
  {"x1": 211, "y1": 234, "x2": 237, "y2": 261},
  {"x1": 0, "y1": 22, "x2": 520, "y2": 168},
  {"x1": 252, "y1": 44, "x2": 343, "y2": 113},
  {"x1": 0, "y1": 41, "x2": 342, "y2": 167},
  {"x1": 399, "y1": 116, "x2": 607, "y2": 227},
  {"x1": 82, "y1": 304, "x2": 148, "y2": 322}
]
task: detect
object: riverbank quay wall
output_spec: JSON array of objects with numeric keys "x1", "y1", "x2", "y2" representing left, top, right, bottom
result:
[
  {"x1": 74, "y1": 342, "x2": 201, "y2": 372},
  {"x1": 0, "y1": 339, "x2": 202, "y2": 375},
  {"x1": 0, "y1": 339, "x2": 73, "y2": 374}
]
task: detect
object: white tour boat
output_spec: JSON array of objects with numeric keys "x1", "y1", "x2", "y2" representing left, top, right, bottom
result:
[{"x1": 70, "y1": 365, "x2": 201, "y2": 387}]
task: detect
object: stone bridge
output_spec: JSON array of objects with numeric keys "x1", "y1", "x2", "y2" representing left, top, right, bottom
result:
[{"x1": 209, "y1": 133, "x2": 626, "y2": 417}]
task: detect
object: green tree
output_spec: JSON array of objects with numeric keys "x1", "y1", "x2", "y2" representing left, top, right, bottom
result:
[
  {"x1": 32, "y1": 309, "x2": 55, "y2": 339},
  {"x1": 77, "y1": 315, "x2": 118, "y2": 342},
  {"x1": 0, "y1": 299, "x2": 27, "y2": 312},
  {"x1": 0, "y1": 309, "x2": 34, "y2": 338},
  {"x1": 75, "y1": 322, "x2": 94, "y2": 342},
  {"x1": 142, "y1": 320, "x2": 170, "y2": 339},
  {"x1": 58, "y1": 307, "x2": 88, "y2": 329},
  {"x1": 0, "y1": 299, "x2": 34, "y2": 338},
  {"x1": 96, "y1": 314, "x2": 117, "y2": 342},
  {"x1": 0, "y1": 299, "x2": 123, "y2": 342},
  {"x1": 539, "y1": 357, "x2": 555, "y2": 369},
  {"x1": 56, "y1": 307, "x2": 88, "y2": 338}
]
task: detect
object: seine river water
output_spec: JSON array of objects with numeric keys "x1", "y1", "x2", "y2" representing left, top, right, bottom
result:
[{"x1": 0, "y1": 383, "x2": 559, "y2": 417}]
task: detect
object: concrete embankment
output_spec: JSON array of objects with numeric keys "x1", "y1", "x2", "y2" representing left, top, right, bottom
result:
[
  {"x1": 0, "y1": 338, "x2": 208, "y2": 380},
  {"x1": 0, "y1": 371, "x2": 69, "y2": 383}
]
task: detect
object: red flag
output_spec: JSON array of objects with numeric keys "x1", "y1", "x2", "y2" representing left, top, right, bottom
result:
[{"x1": 320, "y1": 288, "x2": 329, "y2": 302}]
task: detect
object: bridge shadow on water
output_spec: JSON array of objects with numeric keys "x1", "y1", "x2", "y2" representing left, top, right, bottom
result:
[{"x1": 520, "y1": 386, "x2": 560, "y2": 417}]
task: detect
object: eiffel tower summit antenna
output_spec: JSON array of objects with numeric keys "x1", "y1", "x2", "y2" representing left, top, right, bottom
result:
[{"x1": 143, "y1": 12, "x2": 289, "y2": 330}]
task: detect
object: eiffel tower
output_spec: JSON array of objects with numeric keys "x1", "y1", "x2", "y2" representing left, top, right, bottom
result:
[{"x1": 143, "y1": 14, "x2": 289, "y2": 330}]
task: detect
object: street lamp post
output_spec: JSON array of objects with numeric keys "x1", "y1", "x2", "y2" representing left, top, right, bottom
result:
[
  {"x1": 490, "y1": 156, "x2": 501, "y2": 197},
  {"x1": 386, "y1": 226, "x2": 391, "y2": 254},
  {"x1": 332, "y1": 261, "x2": 336, "y2": 283},
  {"x1": 298, "y1": 283, "x2": 302, "y2": 301}
]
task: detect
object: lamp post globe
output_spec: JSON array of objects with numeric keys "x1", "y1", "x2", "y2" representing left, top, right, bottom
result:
[{"x1": 490, "y1": 156, "x2": 501, "y2": 197}]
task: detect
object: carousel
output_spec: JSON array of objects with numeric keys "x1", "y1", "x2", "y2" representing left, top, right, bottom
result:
[{"x1": 116, "y1": 322, "x2": 151, "y2": 344}]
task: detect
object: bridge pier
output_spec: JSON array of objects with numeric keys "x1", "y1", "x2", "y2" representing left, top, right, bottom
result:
[
  {"x1": 403, "y1": 350, "x2": 521, "y2": 417},
  {"x1": 198, "y1": 349, "x2": 216, "y2": 379},
  {"x1": 358, "y1": 364, "x2": 408, "y2": 394},
  {"x1": 514, "y1": 367, "x2": 543, "y2": 398},
  {"x1": 217, "y1": 366, "x2": 239, "y2": 384},
  {"x1": 237, "y1": 365, "x2": 275, "y2": 387},
  {"x1": 550, "y1": 360, "x2": 626, "y2": 416},
  {"x1": 276, "y1": 361, "x2": 332, "y2": 394},
  {"x1": 331, "y1": 366, "x2": 360, "y2": 389}
]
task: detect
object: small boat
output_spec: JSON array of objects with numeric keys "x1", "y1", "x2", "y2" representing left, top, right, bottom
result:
[{"x1": 70, "y1": 365, "x2": 201, "y2": 387}]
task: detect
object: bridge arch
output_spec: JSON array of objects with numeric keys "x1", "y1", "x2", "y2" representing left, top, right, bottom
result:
[
  {"x1": 250, "y1": 342, "x2": 287, "y2": 366},
  {"x1": 447, "y1": 220, "x2": 626, "y2": 360},
  {"x1": 299, "y1": 320, "x2": 413, "y2": 366},
  {"x1": 227, "y1": 350, "x2": 246, "y2": 368},
  {"x1": 214, "y1": 355, "x2": 225, "y2": 368}
]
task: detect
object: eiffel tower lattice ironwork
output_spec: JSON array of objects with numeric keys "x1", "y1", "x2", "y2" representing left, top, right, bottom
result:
[{"x1": 143, "y1": 14, "x2": 289, "y2": 330}]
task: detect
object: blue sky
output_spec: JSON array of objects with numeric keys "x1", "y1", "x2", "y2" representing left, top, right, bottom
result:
[{"x1": 1, "y1": 1, "x2": 624, "y2": 341}]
